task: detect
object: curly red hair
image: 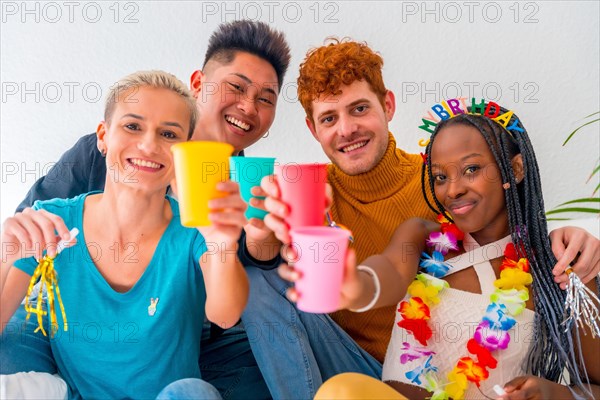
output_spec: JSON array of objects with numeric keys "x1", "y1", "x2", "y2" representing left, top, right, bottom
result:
[{"x1": 297, "y1": 39, "x2": 387, "y2": 123}]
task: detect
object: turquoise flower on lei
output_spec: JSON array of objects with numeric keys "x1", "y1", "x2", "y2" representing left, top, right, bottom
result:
[
  {"x1": 419, "y1": 251, "x2": 451, "y2": 278},
  {"x1": 483, "y1": 303, "x2": 517, "y2": 331},
  {"x1": 405, "y1": 355, "x2": 438, "y2": 385}
]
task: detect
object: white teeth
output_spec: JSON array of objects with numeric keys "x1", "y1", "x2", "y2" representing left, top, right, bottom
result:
[
  {"x1": 342, "y1": 141, "x2": 367, "y2": 153},
  {"x1": 130, "y1": 159, "x2": 161, "y2": 169},
  {"x1": 225, "y1": 116, "x2": 250, "y2": 131}
]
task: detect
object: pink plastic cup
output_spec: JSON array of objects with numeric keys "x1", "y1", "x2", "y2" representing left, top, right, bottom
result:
[
  {"x1": 290, "y1": 226, "x2": 351, "y2": 313},
  {"x1": 275, "y1": 163, "x2": 327, "y2": 229}
]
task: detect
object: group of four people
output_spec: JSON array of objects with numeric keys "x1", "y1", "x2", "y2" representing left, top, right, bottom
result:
[{"x1": 1, "y1": 20, "x2": 598, "y2": 399}]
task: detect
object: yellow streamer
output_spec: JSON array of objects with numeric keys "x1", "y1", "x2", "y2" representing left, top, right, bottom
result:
[{"x1": 24, "y1": 255, "x2": 68, "y2": 337}]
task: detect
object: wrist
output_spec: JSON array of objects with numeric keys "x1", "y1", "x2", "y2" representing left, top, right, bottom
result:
[
  {"x1": 350, "y1": 265, "x2": 381, "y2": 313},
  {"x1": 245, "y1": 231, "x2": 280, "y2": 261},
  {"x1": 201, "y1": 241, "x2": 240, "y2": 265}
]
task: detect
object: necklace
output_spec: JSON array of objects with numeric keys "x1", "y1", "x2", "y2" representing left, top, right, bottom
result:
[{"x1": 396, "y1": 215, "x2": 533, "y2": 399}]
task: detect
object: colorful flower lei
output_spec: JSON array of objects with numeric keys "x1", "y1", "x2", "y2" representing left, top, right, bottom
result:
[{"x1": 396, "y1": 215, "x2": 532, "y2": 399}]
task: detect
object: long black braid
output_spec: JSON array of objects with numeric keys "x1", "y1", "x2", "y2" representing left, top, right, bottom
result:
[{"x1": 420, "y1": 103, "x2": 592, "y2": 396}]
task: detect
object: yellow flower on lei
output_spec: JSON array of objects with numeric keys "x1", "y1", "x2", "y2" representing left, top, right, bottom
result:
[
  {"x1": 445, "y1": 368, "x2": 468, "y2": 399},
  {"x1": 494, "y1": 268, "x2": 533, "y2": 291},
  {"x1": 407, "y1": 274, "x2": 448, "y2": 306}
]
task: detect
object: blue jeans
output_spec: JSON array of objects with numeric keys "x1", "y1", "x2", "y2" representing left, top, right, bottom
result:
[
  {"x1": 199, "y1": 322, "x2": 270, "y2": 400},
  {"x1": 242, "y1": 268, "x2": 382, "y2": 400},
  {"x1": 0, "y1": 304, "x2": 57, "y2": 374},
  {"x1": 156, "y1": 378, "x2": 222, "y2": 399},
  {"x1": 1, "y1": 307, "x2": 270, "y2": 400}
]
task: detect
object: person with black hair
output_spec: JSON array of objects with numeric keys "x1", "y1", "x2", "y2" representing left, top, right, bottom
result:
[
  {"x1": 313, "y1": 100, "x2": 600, "y2": 399},
  {"x1": 2, "y1": 20, "x2": 290, "y2": 399}
]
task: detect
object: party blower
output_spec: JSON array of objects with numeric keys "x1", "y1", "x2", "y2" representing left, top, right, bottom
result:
[{"x1": 24, "y1": 227, "x2": 79, "y2": 337}]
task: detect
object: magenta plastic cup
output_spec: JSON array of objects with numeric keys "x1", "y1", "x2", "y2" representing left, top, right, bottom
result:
[{"x1": 275, "y1": 163, "x2": 327, "y2": 229}]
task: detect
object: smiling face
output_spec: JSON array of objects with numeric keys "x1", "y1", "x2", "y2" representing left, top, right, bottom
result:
[
  {"x1": 97, "y1": 86, "x2": 190, "y2": 194},
  {"x1": 430, "y1": 123, "x2": 512, "y2": 245},
  {"x1": 306, "y1": 80, "x2": 395, "y2": 176},
  {"x1": 190, "y1": 51, "x2": 279, "y2": 154}
]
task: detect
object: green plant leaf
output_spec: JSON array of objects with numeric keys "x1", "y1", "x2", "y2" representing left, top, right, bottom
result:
[
  {"x1": 554, "y1": 198, "x2": 600, "y2": 207},
  {"x1": 587, "y1": 162, "x2": 600, "y2": 182},
  {"x1": 546, "y1": 207, "x2": 600, "y2": 215},
  {"x1": 582, "y1": 111, "x2": 600, "y2": 119},
  {"x1": 553, "y1": 113, "x2": 599, "y2": 217},
  {"x1": 562, "y1": 117, "x2": 600, "y2": 146}
]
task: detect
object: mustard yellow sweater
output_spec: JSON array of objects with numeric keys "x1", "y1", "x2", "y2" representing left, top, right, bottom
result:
[{"x1": 328, "y1": 133, "x2": 435, "y2": 363}]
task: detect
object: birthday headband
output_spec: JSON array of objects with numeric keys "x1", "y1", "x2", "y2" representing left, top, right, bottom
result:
[{"x1": 418, "y1": 98, "x2": 524, "y2": 147}]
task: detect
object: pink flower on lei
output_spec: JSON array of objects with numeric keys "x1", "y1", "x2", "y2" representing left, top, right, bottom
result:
[
  {"x1": 474, "y1": 320, "x2": 510, "y2": 351},
  {"x1": 399, "y1": 342, "x2": 436, "y2": 364},
  {"x1": 426, "y1": 231, "x2": 459, "y2": 255}
]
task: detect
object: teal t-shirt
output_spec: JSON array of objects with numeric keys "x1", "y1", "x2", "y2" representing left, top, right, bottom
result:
[{"x1": 14, "y1": 193, "x2": 207, "y2": 399}]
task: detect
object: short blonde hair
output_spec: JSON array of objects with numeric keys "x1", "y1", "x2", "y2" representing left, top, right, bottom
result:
[{"x1": 104, "y1": 70, "x2": 197, "y2": 139}]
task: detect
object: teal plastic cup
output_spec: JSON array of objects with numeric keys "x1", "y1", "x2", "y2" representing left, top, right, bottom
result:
[{"x1": 229, "y1": 156, "x2": 275, "y2": 220}]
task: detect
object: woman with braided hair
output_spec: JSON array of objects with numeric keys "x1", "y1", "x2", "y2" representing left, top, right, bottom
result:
[{"x1": 314, "y1": 100, "x2": 599, "y2": 399}]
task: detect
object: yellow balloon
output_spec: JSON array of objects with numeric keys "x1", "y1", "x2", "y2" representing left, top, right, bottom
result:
[{"x1": 314, "y1": 373, "x2": 408, "y2": 400}]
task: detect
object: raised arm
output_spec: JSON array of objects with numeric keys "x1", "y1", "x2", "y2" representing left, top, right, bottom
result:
[
  {"x1": 278, "y1": 217, "x2": 439, "y2": 312},
  {"x1": 197, "y1": 181, "x2": 249, "y2": 329},
  {"x1": 341, "y1": 218, "x2": 439, "y2": 311},
  {"x1": 235, "y1": 181, "x2": 284, "y2": 268}
]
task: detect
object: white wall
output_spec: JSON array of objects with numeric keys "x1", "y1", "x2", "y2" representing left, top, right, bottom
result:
[{"x1": 2, "y1": 1, "x2": 599, "y2": 222}]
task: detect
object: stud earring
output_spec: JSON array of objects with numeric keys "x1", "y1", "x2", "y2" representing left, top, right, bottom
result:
[{"x1": 263, "y1": 130, "x2": 270, "y2": 139}]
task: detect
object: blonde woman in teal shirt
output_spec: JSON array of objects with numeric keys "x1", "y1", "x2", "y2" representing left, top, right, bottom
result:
[{"x1": 0, "y1": 71, "x2": 249, "y2": 399}]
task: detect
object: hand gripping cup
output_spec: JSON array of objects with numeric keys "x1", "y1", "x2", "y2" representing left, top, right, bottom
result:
[
  {"x1": 275, "y1": 163, "x2": 327, "y2": 229},
  {"x1": 171, "y1": 141, "x2": 233, "y2": 227},
  {"x1": 230, "y1": 156, "x2": 275, "y2": 220},
  {"x1": 290, "y1": 226, "x2": 351, "y2": 313}
]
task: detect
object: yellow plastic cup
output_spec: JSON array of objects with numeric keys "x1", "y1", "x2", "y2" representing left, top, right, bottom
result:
[{"x1": 171, "y1": 141, "x2": 234, "y2": 227}]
